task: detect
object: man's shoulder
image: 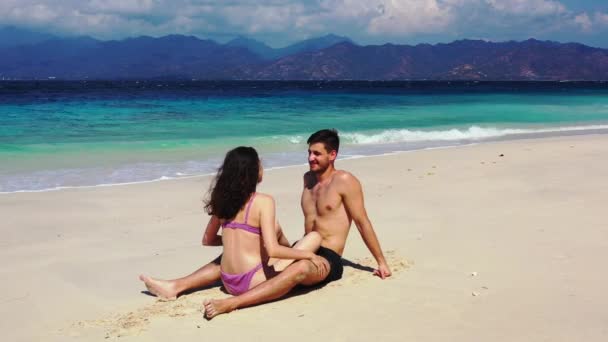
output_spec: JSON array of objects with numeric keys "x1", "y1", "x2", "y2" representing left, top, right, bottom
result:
[
  {"x1": 334, "y1": 170, "x2": 358, "y2": 181},
  {"x1": 333, "y1": 170, "x2": 360, "y2": 187}
]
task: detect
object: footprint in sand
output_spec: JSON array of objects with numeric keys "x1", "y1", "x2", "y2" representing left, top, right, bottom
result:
[
  {"x1": 472, "y1": 286, "x2": 490, "y2": 297},
  {"x1": 68, "y1": 286, "x2": 226, "y2": 338}
]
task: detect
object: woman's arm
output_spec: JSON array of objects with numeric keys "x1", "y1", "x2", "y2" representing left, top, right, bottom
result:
[
  {"x1": 202, "y1": 215, "x2": 222, "y2": 246},
  {"x1": 275, "y1": 221, "x2": 291, "y2": 247},
  {"x1": 260, "y1": 196, "x2": 315, "y2": 260}
]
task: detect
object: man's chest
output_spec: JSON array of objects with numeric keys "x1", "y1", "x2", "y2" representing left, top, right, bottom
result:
[{"x1": 302, "y1": 184, "x2": 343, "y2": 215}]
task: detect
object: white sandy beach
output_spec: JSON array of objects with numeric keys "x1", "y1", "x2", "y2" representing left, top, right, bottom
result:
[{"x1": 1, "y1": 134, "x2": 607, "y2": 342}]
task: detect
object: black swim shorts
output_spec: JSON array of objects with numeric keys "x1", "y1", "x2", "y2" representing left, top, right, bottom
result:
[
  {"x1": 291, "y1": 241, "x2": 344, "y2": 285},
  {"x1": 314, "y1": 246, "x2": 343, "y2": 285}
]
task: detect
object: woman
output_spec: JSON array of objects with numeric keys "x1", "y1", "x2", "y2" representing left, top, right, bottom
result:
[
  {"x1": 201, "y1": 146, "x2": 321, "y2": 295},
  {"x1": 139, "y1": 146, "x2": 320, "y2": 300}
]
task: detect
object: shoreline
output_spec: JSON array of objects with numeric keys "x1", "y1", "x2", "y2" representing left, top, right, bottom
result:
[{"x1": 3, "y1": 126, "x2": 608, "y2": 194}]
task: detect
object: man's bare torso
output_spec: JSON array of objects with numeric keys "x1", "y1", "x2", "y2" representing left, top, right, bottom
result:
[{"x1": 301, "y1": 170, "x2": 351, "y2": 255}]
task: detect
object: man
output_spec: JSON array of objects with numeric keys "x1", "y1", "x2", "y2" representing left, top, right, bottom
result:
[{"x1": 202, "y1": 128, "x2": 391, "y2": 318}]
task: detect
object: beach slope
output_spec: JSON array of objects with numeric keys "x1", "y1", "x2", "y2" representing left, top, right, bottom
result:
[{"x1": 1, "y1": 134, "x2": 607, "y2": 341}]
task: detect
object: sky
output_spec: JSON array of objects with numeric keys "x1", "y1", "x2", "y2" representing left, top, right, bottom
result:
[{"x1": 1, "y1": 0, "x2": 607, "y2": 48}]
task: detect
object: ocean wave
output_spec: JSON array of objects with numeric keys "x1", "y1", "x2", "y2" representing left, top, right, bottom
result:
[
  {"x1": 265, "y1": 135, "x2": 304, "y2": 144},
  {"x1": 339, "y1": 125, "x2": 608, "y2": 144}
]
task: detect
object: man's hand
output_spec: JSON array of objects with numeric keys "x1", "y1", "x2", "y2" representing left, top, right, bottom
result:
[
  {"x1": 373, "y1": 262, "x2": 392, "y2": 279},
  {"x1": 310, "y1": 255, "x2": 329, "y2": 277}
]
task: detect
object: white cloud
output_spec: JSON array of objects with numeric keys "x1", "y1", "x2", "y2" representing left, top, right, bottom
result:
[
  {"x1": 574, "y1": 13, "x2": 592, "y2": 32},
  {"x1": 220, "y1": 3, "x2": 306, "y2": 33},
  {"x1": 88, "y1": 0, "x2": 156, "y2": 15},
  {"x1": 0, "y1": 0, "x2": 605, "y2": 46},
  {"x1": 485, "y1": 0, "x2": 566, "y2": 16},
  {"x1": 318, "y1": 0, "x2": 380, "y2": 19},
  {"x1": 594, "y1": 12, "x2": 608, "y2": 26},
  {"x1": 306, "y1": 0, "x2": 455, "y2": 37},
  {"x1": 8, "y1": 3, "x2": 59, "y2": 23},
  {"x1": 368, "y1": 0, "x2": 454, "y2": 35},
  {"x1": 568, "y1": 11, "x2": 608, "y2": 34}
]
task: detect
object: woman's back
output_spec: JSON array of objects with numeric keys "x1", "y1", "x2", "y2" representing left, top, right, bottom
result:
[{"x1": 219, "y1": 193, "x2": 270, "y2": 274}]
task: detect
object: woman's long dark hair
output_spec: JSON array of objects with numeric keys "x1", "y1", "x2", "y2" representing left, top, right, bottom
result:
[{"x1": 204, "y1": 146, "x2": 260, "y2": 220}]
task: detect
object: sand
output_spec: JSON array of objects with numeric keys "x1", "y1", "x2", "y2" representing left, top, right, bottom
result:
[{"x1": 1, "y1": 134, "x2": 607, "y2": 342}]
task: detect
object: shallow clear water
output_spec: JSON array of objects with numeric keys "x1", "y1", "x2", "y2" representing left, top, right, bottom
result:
[{"x1": 2, "y1": 81, "x2": 608, "y2": 192}]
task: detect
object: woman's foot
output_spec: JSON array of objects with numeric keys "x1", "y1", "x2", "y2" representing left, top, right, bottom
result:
[
  {"x1": 139, "y1": 274, "x2": 178, "y2": 301},
  {"x1": 203, "y1": 298, "x2": 236, "y2": 319}
]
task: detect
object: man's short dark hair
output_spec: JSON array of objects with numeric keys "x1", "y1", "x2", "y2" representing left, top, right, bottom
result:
[{"x1": 307, "y1": 129, "x2": 339, "y2": 153}]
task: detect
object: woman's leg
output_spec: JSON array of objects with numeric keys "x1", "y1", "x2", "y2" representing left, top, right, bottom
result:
[
  {"x1": 142, "y1": 221, "x2": 292, "y2": 299},
  {"x1": 139, "y1": 255, "x2": 222, "y2": 300}
]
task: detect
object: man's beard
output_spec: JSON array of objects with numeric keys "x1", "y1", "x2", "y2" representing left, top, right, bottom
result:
[{"x1": 310, "y1": 162, "x2": 328, "y2": 174}]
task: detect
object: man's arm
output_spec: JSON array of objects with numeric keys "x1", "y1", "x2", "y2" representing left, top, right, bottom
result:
[{"x1": 340, "y1": 172, "x2": 392, "y2": 279}]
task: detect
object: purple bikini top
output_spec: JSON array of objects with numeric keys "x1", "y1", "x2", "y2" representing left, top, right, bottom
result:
[{"x1": 221, "y1": 193, "x2": 261, "y2": 235}]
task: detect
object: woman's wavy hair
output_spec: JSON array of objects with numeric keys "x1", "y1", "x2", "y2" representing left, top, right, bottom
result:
[{"x1": 204, "y1": 146, "x2": 260, "y2": 220}]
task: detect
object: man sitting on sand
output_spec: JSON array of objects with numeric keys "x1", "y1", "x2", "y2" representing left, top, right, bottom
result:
[{"x1": 140, "y1": 129, "x2": 391, "y2": 317}]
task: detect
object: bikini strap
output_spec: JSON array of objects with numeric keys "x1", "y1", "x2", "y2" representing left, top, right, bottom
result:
[{"x1": 244, "y1": 193, "x2": 257, "y2": 225}]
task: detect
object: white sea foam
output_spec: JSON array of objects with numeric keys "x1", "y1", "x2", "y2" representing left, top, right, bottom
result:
[
  {"x1": 339, "y1": 125, "x2": 608, "y2": 144},
  {"x1": 288, "y1": 135, "x2": 304, "y2": 144},
  {"x1": 0, "y1": 172, "x2": 218, "y2": 194}
]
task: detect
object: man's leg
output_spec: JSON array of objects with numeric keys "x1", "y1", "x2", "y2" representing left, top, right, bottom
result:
[
  {"x1": 203, "y1": 257, "x2": 329, "y2": 319},
  {"x1": 139, "y1": 255, "x2": 222, "y2": 300}
]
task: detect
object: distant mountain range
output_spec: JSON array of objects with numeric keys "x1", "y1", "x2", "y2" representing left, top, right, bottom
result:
[
  {"x1": 226, "y1": 34, "x2": 352, "y2": 60},
  {"x1": 0, "y1": 26, "x2": 58, "y2": 49},
  {"x1": 1, "y1": 26, "x2": 607, "y2": 80}
]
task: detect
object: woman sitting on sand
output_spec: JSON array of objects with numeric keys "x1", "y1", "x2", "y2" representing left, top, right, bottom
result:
[
  {"x1": 201, "y1": 146, "x2": 322, "y2": 295},
  {"x1": 142, "y1": 146, "x2": 318, "y2": 298}
]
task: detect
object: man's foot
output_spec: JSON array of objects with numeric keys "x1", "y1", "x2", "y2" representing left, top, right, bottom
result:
[
  {"x1": 139, "y1": 274, "x2": 178, "y2": 301},
  {"x1": 203, "y1": 298, "x2": 235, "y2": 319}
]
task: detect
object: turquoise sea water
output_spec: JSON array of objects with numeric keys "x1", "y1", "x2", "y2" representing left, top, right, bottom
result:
[{"x1": 2, "y1": 81, "x2": 608, "y2": 193}]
